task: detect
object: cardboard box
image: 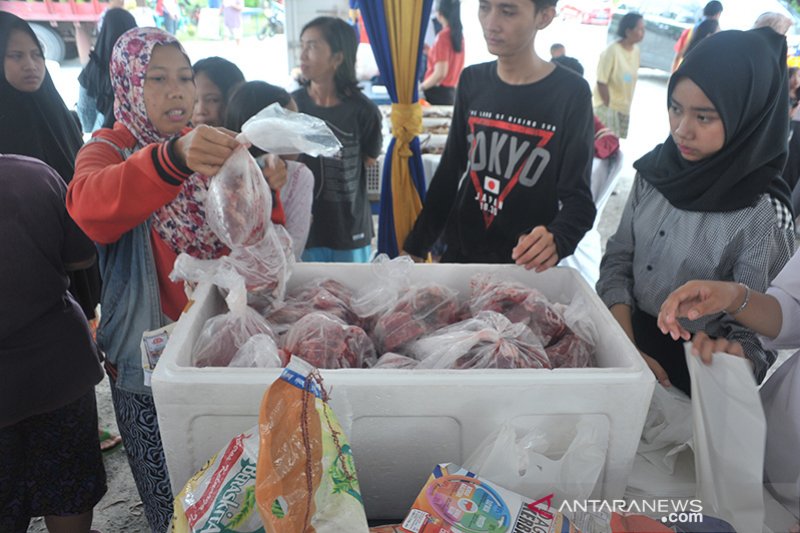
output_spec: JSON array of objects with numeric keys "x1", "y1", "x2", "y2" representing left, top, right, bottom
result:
[{"x1": 152, "y1": 263, "x2": 655, "y2": 519}]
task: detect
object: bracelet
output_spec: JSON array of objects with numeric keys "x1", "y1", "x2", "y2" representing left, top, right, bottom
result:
[{"x1": 727, "y1": 283, "x2": 751, "y2": 316}]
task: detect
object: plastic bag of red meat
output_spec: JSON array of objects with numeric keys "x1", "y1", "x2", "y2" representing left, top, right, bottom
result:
[
  {"x1": 281, "y1": 312, "x2": 377, "y2": 369},
  {"x1": 410, "y1": 311, "x2": 551, "y2": 369},
  {"x1": 351, "y1": 254, "x2": 414, "y2": 332},
  {"x1": 266, "y1": 278, "x2": 358, "y2": 336},
  {"x1": 205, "y1": 144, "x2": 272, "y2": 249},
  {"x1": 547, "y1": 296, "x2": 598, "y2": 369},
  {"x1": 192, "y1": 270, "x2": 279, "y2": 367},
  {"x1": 371, "y1": 283, "x2": 461, "y2": 354},
  {"x1": 373, "y1": 353, "x2": 419, "y2": 369},
  {"x1": 170, "y1": 225, "x2": 294, "y2": 313},
  {"x1": 468, "y1": 274, "x2": 568, "y2": 346}
]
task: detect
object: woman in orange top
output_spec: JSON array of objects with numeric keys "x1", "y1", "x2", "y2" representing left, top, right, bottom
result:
[{"x1": 421, "y1": 0, "x2": 465, "y2": 105}]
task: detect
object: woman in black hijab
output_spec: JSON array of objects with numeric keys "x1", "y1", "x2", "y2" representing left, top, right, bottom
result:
[
  {"x1": 1, "y1": 12, "x2": 101, "y2": 321},
  {"x1": 597, "y1": 27, "x2": 796, "y2": 396},
  {"x1": 77, "y1": 8, "x2": 137, "y2": 132}
]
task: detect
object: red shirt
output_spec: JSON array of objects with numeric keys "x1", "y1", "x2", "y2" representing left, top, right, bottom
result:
[{"x1": 425, "y1": 27, "x2": 465, "y2": 89}]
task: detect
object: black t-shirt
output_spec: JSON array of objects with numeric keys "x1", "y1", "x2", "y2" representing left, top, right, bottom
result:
[
  {"x1": 292, "y1": 88, "x2": 382, "y2": 250},
  {"x1": 404, "y1": 62, "x2": 597, "y2": 263},
  {"x1": 0, "y1": 155, "x2": 103, "y2": 428}
]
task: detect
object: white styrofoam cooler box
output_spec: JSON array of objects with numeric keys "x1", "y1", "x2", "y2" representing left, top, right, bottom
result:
[{"x1": 152, "y1": 263, "x2": 655, "y2": 519}]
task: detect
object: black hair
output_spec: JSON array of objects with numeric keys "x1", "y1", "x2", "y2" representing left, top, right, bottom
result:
[
  {"x1": 703, "y1": 1, "x2": 723, "y2": 18},
  {"x1": 550, "y1": 43, "x2": 565, "y2": 53},
  {"x1": 192, "y1": 56, "x2": 245, "y2": 103},
  {"x1": 531, "y1": 0, "x2": 558, "y2": 9},
  {"x1": 617, "y1": 12, "x2": 643, "y2": 39},
  {"x1": 552, "y1": 55, "x2": 584, "y2": 76},
  {"x1": 224, "y1": 80, "x2": 292, "y2": 157},
  {"x1": 437, "y1": 0, "x2": 463, "y2": 53},
  {"x1": 685, "y1": 18, "x2": 718, "y2": 55},
  {"x1": 301, "y1": 16, "x2": 360, "y2": 98}
]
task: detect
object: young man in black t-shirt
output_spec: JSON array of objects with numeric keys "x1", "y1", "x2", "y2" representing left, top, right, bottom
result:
[{"x1": 404, "y1": 0, "x2": 596, "y2": 270}]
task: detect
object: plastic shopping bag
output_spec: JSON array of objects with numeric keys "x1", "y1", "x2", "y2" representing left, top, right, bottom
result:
[
  {"x1": 761, "y1": 350, "x2": 800, "y2": 518},
  {"x1": 241, "y1": 102, "x2": 342, "y2": 157},
  {"x1": 256, "y1": 357, "x2": 369, "y2": 533},
  {"x1": 687, "y1": 344, "x2": 766, "y2": 533},
  {"x1": 463, "y1": 416, "x2": 609, "y2": 504},
  {"x1": 171, "y1": 428, "x2": 263, "y2": 533}
]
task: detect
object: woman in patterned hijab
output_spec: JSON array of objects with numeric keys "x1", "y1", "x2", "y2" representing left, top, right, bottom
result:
[{"x1": 68, "y1": 27, "x2": 242, "y2": 532}]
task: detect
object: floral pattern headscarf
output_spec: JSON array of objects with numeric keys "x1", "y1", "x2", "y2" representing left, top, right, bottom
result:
[{"x1": 110, "y1": 27, "x2": 227, "y2": 259}]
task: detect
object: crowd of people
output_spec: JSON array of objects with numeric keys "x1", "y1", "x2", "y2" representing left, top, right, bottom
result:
[{"x1": 3, "y1": 0, "x2": 800, "y2": 531}]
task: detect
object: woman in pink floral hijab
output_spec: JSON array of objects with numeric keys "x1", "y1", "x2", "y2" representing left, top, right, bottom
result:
[{"x1": 68, "y1": 27, "x2": 241, "y2": 532}]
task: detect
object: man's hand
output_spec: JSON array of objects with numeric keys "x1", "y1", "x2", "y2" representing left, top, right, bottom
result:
[
  {"x1": 641, "y1": 350, "x2": 671, "y2": 388},
  {"x1": 512, "y1": 226, "x2": 559, "y2": 272},
  {"x1": 174, "y1": 125, "x2": 239, "y2": 176}
]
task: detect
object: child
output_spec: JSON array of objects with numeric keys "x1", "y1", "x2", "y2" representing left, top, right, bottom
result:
[
  {"x1": 404, "y1": 0, "x2": 596, "y2": 269},
  {"x1": 67, "y1": 28, "x2": 244, "y2": 532},
  {"x1": 597, "y1": 26, "x2": 795, "y2": 395},
  {"x1": 225, "y1": 80, "x2": 314, "y2": 259},
  {"x1": 292, "y1": 16, "x2": 382, "y2": 263}
]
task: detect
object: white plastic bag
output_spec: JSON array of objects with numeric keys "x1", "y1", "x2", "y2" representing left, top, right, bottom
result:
[
  {"x1": 351, "y1": 254, "x2": 415, "y2": 331},
  {"x1": 761, "y1": 350, "x2": 800, "y2": 518},
  {"x1": 241, "y1": 102, "x2": 342, "y2": 157},
  {"x1": 191, "y1": 271, "x2": 277, "y2": 367},
  {"x1": 636, "y1": 384, "x2": 693, "y2": 475},
  {"x1": 463, "y1": 416, "x2": 609, "y2": 504},
  {"x1": 229, "y1": 333, "x2": 283, "y2": 368},
  {"x1": 687, "y1": 344, "x2": 766, "y2": 533}
]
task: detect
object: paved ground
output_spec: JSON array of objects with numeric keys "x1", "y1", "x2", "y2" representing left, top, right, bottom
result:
[{"x1": 34, "y1": 16, "x2": 674, "y2": 533}]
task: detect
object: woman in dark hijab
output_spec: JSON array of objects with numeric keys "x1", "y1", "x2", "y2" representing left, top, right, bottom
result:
[
  {"x1": 1, "y1": 12, "x2": 101, "y2": 321},
  {"x1": 597, "y1": 27, "x2": 796, "y2": 395},
  {"x1": 77, "y1": 8, "x2": 137, "y2": 132}
]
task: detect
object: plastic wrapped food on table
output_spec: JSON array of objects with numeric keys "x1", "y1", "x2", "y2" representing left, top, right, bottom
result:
[
  {"x1": 267, "y1": 278, "x2": 359, "y2": 335},
  {"x1": 373, "y1": 353, "x2": 420, "y2": 369}
]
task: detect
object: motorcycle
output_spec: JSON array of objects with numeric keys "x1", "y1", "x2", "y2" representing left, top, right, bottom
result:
[{"x1": 257, "y1": 0, "x2": 284, "y2": 40}]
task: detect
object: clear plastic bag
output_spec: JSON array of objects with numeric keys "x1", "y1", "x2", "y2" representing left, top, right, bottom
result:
[
  {"x1": 371, "y1": 283, "x2": 461, "y2": 353},
  {"x1": 267, "y1": 278, "x2": 359, "y2": 336},
  {"x1": 206, "y1": 144, "x2": 272, "y2": 249},
  {"x1": 241, "y1": 102, "x2": 342, "y2": 157},
  {"x1": 469, "y1": 274, "x2": 567, "y2": 346},
  {"x1": 372, "y1": 352, "x2": 419, "y2": 370},
  {"x1": 282, "y1": 312, "x2": 377, "y2": 369},
  {"x1": 351, "y1": 255, "x2": 415, "y2": 332},
  {"x1": 229, "y1": 333, "x2": 284, "y2": 368},
  {"x1": 191, "y1": 271, "x2": 278, "y2": 367},
  {"x1": 547, "y1": 298, "x2": 598, "y2": 369},
  {"x1": 411, "y1": 311, "x2": 551, "y2": 370},
  {"x1": 171, "y1": 225, "x2": 294, "y2": 313}
]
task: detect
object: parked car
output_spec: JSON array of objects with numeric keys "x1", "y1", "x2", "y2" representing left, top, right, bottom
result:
[
  {"x1": 608, "y1": 0, "x2": 800, "y2": 72},
  {"x1": 560, "y1": 0, "x2": 613, "y2": 25}
]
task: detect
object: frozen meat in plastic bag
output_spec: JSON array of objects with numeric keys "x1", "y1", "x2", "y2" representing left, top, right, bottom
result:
[
  {"x1": 282, "y1": 312, "x2": 377, "y2": 369},
  {"x1": 351, "y1": 254, "x2": 414, "y2": 332},
  {"x1": 547, "y1": 298, "x2": 598, "y2": 368},
  {"x1": 171, "y1": 224, "x2": 294, "y2": 313},
  {"x1": 469, "y1": 274, "x2": 567, "y2": 346},
  {"x1": 205, "y1": 144, "x2": 271, "y2": 249},
  {"x1": 267, "y1": 278, "x2": 359, "y2": 335},
  {"x1": 372, "y1": 283, "x2": 460, "y2": 353},
  {"x1": 191, "y1": 271, "x2": 278, "y2": 367},
  {"x1": 241, "y1": 102, "x2": 342, "y2": 157},
  {"x1": 411, "y1": 311, "x2": 551, "y2": 369},
  {"x1": 229, "y1": 333, "x2": 284, "y2": 368}
]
